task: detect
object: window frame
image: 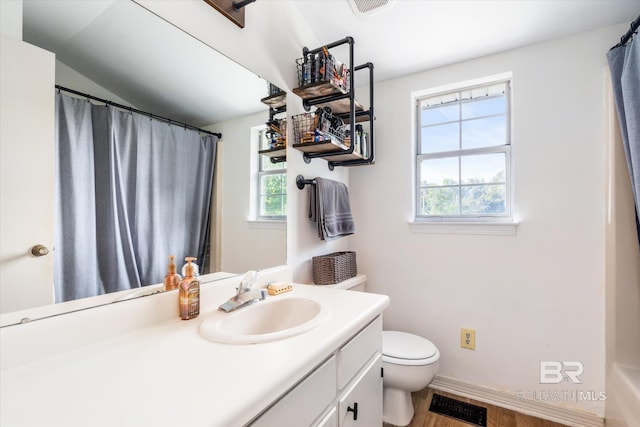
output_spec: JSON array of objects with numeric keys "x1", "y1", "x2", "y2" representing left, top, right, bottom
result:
[
  {"x1": 256, "y1": 127, "x2": 287, "y2": 221},
  {"x1": 414, "y1": 78, "x2": 513, "y2": 223}
]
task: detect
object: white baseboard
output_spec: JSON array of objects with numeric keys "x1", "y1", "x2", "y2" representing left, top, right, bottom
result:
[
  {"x1": 604, "y1": 418, "x2": 628, "y2": 427},
  {"x1": 430, "y1": 376, "x2": 604, "y2": 427},
  {"x1": 608, "y1": 364, "x2": 640, "y2": 427}
]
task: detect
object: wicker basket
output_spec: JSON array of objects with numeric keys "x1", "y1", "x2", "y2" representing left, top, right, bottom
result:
[
  {"x1": 291, "y1": 111, "x2": 346, "y2": 145},
  {"x1": 312, "y1": 251, "x2": 357, "y2": 285}
]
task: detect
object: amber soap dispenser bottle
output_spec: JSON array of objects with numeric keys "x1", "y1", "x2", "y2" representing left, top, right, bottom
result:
[
  {"x1": 163, "y1": 255, "x2": 182, "y2": 291},
  {"x1": 179, "y1": 257, "x2": 200, "y2": 320}
]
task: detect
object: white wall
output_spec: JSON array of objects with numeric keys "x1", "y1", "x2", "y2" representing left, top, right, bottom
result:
[
  {"x1": 136, "y1": 0, "x2": 319, "y2": 96},
  {"x1": 55, "y1": 61, "x2": 135, "y2": 107},
  {"x1": 349, "y1": 24, "x2": 630, "y2": 416},
  {"x1": 210, "y1": 111, "x2": 287, "y2": 274},
  {"x1": 0, "y1": 0, "x2": 22, "y2": 40}
]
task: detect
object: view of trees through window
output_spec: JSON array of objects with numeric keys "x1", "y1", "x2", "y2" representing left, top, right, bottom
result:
[
  {"x1": 417, "y1": 81, "x2": 510, "y2": 218},
  {"x1": 420, "y1": 171, "x2": 506, "y2": 215}
]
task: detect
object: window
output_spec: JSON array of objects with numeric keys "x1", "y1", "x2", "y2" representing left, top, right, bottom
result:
[
  {"x1": 416, "y1": 80, "x2": 511, "y2": 221},
  {"x1": 257, "y1": 127, "x2": 286, "y2": 219}
]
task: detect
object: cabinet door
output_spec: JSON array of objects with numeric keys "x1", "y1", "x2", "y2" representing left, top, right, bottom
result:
[
  {"x1": 338, "y1": 354, "x2": 382, "y2": 427},
  {"x1": 250, "y1": 356, "x2": 336, "y2": 427},
  {"x1": 338, "y1": 316, "x2": 382, "y2": 389}
]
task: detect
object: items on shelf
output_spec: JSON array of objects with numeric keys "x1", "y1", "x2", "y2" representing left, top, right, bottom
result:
[
  {"x1": 266, "y1": 118, "x2": 287, "y2": 150},
  {"x1": 290, "y1": 37, "x2": 374, "y2": 169},
  {"x1": 296, "y1": 47, "x2": 350, "y2": 92},
  {"x1": 268, "y1": 82, "x2": 284, "y2": 97},
  {"x1": 344, "y1": 124, "x2": 369, "y2": 159},
  {"x1": 292, "y1": 107, "x2": 346, "y2": 146},
  {"x1": 259, "y1": 82, "x2": 287, "y2": 163}
]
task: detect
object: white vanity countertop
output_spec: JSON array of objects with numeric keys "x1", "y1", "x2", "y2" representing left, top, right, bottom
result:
[{"x1": 0, "y1": 281, "x2": 389, "y2": 426}]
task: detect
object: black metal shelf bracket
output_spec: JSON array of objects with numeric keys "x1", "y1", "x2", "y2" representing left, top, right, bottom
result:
[
  {"x1": 330, "y1": 61, "x2": 375, "y2": 168},
  {"x1": 296, "y1": 175, "x2": 316, "y2": 190},
  {"x1": 269, "y1": 156, "x2": 286, "y2": 164}
]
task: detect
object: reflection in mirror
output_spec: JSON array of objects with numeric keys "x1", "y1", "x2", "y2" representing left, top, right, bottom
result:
[{"x1": 0, "y1": 0, "x2": 286, "y2": 320}]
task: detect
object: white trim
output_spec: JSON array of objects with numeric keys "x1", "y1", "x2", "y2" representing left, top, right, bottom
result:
[
  {"x1": 412, "y1": 72, "x2": 513, "y2": 100},
  {"x1": 608, "y1": 364, "x2": 640, "y2": 427},
  {"x1": 430, "y1": 376, "x2": 604, "y2": 427},
  {"x1": 245, "y1": 219, "x2": 286, "y2": 230},
  {"x1": 408, "y1": 221, "x2": 518, "y2": 236},
  {"x1": 309, "y1": 274, "x2": 368, "y2": 289},
  {"x1": 248, "y1": 125, "x2": 262, "y2": 220},
  {"x1": 605, "y1": 419, "x2": 629, "y2": 427}
]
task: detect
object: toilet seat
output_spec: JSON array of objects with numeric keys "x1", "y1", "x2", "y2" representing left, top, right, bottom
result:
[{"x1": 382, "y1": 331, "x2": 440, "y2": 366}]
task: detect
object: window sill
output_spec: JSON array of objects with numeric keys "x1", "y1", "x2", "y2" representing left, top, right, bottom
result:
[
  {"x1": 246, "y1": 219, "x2": 286, "y2": 230},
  {"x1": 408, "y1": 220, "x2": 518, "y2": 236}
]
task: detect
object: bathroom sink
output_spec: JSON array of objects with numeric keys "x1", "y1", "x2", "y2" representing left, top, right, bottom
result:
[{"x1": 199, "y1": 297, "x2": 330, "y2": 344}]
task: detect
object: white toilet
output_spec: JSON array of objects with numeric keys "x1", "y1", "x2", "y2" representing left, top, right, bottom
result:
[
  {"x1": 327, "y1": 275, "x2": 440, "y2": 426},
  {"x1": 382, "y1": 331, "x2": 440, "y2": 426}
]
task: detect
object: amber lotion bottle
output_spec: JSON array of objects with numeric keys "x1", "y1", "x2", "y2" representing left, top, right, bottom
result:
[
  {"x1": 163, "y1": 256, "x2": 181, "y2": 291},
  {"x1": 179, "y1": 257, "x2": 200, "y2": 320}
]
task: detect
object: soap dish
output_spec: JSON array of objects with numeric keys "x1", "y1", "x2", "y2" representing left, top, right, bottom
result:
[{"x1": 267, "y1": 282, "x2": 293, "y2": 296}]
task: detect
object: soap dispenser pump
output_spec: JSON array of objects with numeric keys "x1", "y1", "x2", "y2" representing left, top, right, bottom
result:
[
  {"x1": 163, "y1": 256, "x2": 181, "y2": 291},
  {"x1": 179, "y1": 257, "x2": 200, "y2": 320}
]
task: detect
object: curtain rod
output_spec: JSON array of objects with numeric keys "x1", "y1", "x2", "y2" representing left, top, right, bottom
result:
[
  {"x1": 610, "y1": 14, "x2": 640, "y2": 51},
  {"x1": 55, "y1": 85, "x2": 222, "y2": 139}
]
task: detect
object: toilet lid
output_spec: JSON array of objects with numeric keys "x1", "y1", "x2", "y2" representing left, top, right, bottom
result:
[{"x1": 383, "y1": 331, "x2": 437, "y2": 360}]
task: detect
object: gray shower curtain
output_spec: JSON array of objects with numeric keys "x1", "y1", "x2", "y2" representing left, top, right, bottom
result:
[
  {"x1": 54, "y1": 92, "x2": 217, "y2": 302},
  {"x1": 608, "y1": 34, "x2": 640, "y2": 244}
]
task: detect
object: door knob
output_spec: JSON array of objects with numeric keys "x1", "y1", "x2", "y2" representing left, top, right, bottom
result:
[{"x1": 31, "y1": 245, "x2": 49, "y2": 257}]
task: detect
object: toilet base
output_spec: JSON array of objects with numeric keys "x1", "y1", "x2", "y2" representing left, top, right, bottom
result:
[{"x1": 383, "y1": 387, "x2": 414, "y2": 426}]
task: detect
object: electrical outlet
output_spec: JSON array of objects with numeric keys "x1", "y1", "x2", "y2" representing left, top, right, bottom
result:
[{"x1": 460, "y1": 328, "x2": 476, "y2": 350}]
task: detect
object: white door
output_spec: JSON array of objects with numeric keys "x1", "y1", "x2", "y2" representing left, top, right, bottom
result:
[{"x1": 0, "y1": 34, "x2": 56, "y2": 314}]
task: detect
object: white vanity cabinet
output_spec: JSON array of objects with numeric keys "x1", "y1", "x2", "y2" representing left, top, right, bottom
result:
[
  {"x1": 0, "y1": 279, "x2": 390, "y2": 427},
  {"x1": 250, "y1": 316, "x2": 383, "y2": 427}
]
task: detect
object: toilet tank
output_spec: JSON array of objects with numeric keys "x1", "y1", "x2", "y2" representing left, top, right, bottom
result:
[{"x1": 320, "y1": 274, "x2": 367, "y2": 292}]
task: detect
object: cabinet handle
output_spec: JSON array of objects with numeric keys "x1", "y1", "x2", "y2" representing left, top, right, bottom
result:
[{"x1": 347, "y1": 402, "x2": 358, "y2": 421}]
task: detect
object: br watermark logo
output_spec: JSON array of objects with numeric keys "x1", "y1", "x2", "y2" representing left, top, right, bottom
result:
[
  {"x1": 539, "y1": 361, "x2": 583, "y2": 384},
  {"x1": 516, "y1": 361, "x2": 606, "y2": 402}
]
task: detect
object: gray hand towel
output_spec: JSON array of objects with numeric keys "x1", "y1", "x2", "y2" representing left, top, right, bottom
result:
[{"x1": 309, "y1": 177, "x2": 355, "y2": 240}]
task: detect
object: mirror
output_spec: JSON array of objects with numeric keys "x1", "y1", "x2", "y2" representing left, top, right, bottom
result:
[{"x1": 1, "y1": 0, "x2": 286, "y2": 320}]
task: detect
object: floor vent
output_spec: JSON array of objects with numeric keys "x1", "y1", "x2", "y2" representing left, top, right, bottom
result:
[
  {"x1": 348, "y1": 0, "x2": 395, "y2": 17},
  {"x1": 429, "y1": 393, "x2": 488, "y2": 427}
]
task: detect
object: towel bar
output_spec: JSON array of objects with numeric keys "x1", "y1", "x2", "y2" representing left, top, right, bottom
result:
[{"x1": 296, "y1": 175, "x2": 316, "y2": 190}]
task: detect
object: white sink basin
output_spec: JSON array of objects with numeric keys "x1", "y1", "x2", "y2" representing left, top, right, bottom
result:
[{"x1": 199, "y1": 297, "x2": 330, "y2": 344}]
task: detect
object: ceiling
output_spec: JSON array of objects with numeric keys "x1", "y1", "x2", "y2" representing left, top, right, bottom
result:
[
  {"x1": 22, "y1": 0, "x2": 639, "y2": 129},
  {"x1": 22, "y1": 0, "x2": 267, "y2": 127},
  {"x1": 290, "y1": 0, "x2": 639, "y2": 83}
]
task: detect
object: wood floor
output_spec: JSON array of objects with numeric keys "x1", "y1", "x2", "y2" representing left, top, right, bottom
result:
[{"x1": 383, "y1": 388, "x2": 570, "y2": 427}]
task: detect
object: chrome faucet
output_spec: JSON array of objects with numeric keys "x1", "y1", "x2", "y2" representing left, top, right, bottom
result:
[{"x1": 218, "y1": 270, "x2": 267, "y2": 313}]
